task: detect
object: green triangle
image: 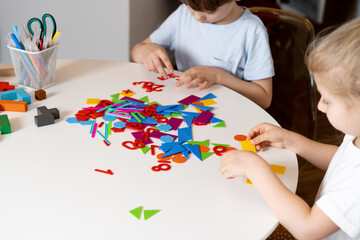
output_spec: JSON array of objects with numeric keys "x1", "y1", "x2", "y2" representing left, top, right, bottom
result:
[
  {"x1": 141, "y1": 146, "x2": 151, "y2": 154},
  {"x1": 170, "y1": 112, "x2": 182, "y2": 118},
  {"x1": 211, "y1": 143, "x2": 230, "y2": 147},
  {"x1": 201, "y1": 152, "x2": 214, "y2": 160},
  {"x1": 110, "y1": 93, "x2": 120, "y2": 102},
  {"x1": 129, "y1": 206, "x2": 143, "y2": 220},
  {"x1": 148, "y1": 101, "x2": 162, "y2": 106},
  {"x1": 213, "y1": 121, "x2": 226, "y2": 128},
  {"x1": 139, "y1": 96, "x2": 149, "y2": 103},
  {"x1": 188, "y1": 139, "x2": 210, "y2": 146},
  {"x1": 143, "y1": 209, "x2": 160, "y2": 220}
]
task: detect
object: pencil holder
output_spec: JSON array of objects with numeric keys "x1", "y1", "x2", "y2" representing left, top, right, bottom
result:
[{"x1": 8, "y1": 45, "x2": 58, "y2": 90}]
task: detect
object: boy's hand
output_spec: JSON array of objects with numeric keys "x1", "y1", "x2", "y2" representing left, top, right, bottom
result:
[
  {"x1": 220, "y1": 150, "x2": 263, "y2": 179},
  {"x1": 142, "y1": 43, "x2": 174, "y2": 78},
  {"x1": 176, "y1": 66, "x2": 218, "y2": 89},
  {"x1": 248, "y1": 123, "x2": 289, "y2": 151}
]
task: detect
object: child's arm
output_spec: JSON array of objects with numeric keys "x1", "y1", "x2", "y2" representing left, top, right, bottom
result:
[
  {"x1": 249, "y1": 123, "x2": 338, "y2": 171},
  {"x1": 130, "y1": 37, "x2": 174, "y2": 78},
  {"x1": 220, "y1": 150, "x2": 340, "y2": 239},
  {"x1": 176, "y1": 66, "x2": 272, "y2": 109}
]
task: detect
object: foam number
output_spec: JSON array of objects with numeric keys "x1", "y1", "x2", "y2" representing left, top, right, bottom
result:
[
  {"x1": 154, "y1": 114, "x2": 168, "y2": 123},
  {"x1": 122, "y1": 141, "x2": 138, "y2": 150},
  {"x1": 142, "y1": 105, "x2": 157, "y2": 117},
  {"x1": 125, "y1": 122, "x2": 144, "y2": 130},
  {"x1": 213, "y1": 146, "x2": 227, "y2": 156},
  {"x1": 132, "y1": 81, "x2": 164, "y2": 92},
  {"x1": 151, "y1": 163, "x2": 171, "y2": 172},
  {"x1": 134, "y1": 139, "x2": 145, "y2": 148}
]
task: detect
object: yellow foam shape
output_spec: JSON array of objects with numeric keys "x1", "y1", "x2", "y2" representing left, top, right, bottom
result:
[
  {"x1": 120, "y1": 91, "x2": 135, "y2": 97},
  {"x1": 86, "y1": 98, "x2": 100, "y2": 105},
  {"x1": 200, "y1": 99, "x2": 216, "y2": 106},
  {"x1": 270, "y1": 164, "x2": 286, "y2": 175},
  {"x1": 246, "y1": 179, "x2": 253, "y2": 185},
  {"x1": 194, "y1": 107, "x2": 202, "y2": 113},
  {"x1": 240, "y1": 140, "x2": 256, "y2": 153}
]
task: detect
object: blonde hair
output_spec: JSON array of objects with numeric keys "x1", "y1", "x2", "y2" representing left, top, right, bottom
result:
[{"x1": 306, "y1": 17, "x2": 360, "y2": 103}]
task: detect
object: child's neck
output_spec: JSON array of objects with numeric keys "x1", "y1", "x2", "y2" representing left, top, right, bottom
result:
[{"x1": 215, "y1": 5, "x2": 245, "y2": 25}]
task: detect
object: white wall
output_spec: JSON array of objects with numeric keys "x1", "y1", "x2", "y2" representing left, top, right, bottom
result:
[{"x1": 0, "y1": 0, "x2": 177, "y2": 64}]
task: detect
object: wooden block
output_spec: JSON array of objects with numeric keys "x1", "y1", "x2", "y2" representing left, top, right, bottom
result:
[
  {"x1": 0, "y1": 100, "x2": 28, "y2": 112},
  {"x1": 0, "y1": 114, "x2": 11, "y2": 134},
  {"x1": 35, "y1": 89, "x2": 46, "y2": 101},
  {"x1": 0, "y1": 68, "x2": 15, "y2": 77},
  {"x1": 0, "y1": 82, "x2": 15, "y2": 92}
]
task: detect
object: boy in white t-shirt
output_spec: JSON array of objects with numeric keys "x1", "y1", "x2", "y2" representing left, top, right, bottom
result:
[
  {"x1": 131, "y1": 0, "x2": 274, "y2": 109},
  {"x1": 220, "y1": 17, "x2": 360, "y2": 239}
]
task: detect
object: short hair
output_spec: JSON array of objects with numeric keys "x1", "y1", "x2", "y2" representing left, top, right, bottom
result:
[
  {"x1": 306, "y1": 17, "x2": 360, "y2": 103},
  {"x1": 180, "y1": 0, "x2": 234, "y2": 12}
]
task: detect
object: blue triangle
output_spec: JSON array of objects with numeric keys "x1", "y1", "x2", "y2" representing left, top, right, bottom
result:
[
  {"x1": 210, "y1": 117, "x2": 223, "y2": 123},
  {"x1": 156, "y1": 105, "x2": 179, "y2": 112},
  {"x1": 160, "y1": 142, "x2": 179, "y2": 153},
  {"x1": 182, "y1": 114, "x2": 194, "y2": 128},
  {"x1": 190, "y1": 104, "x2": 214, "y2": 111},
  {"x1": 199, "y1": 93, "x2": 216, "y2": 101},
  {"x1": 162, "y1": 144, "x2": 185, "y2": 158},
  {"x1": 182, "y1": 150, "x2": 190, "y2": 159},
  {"x1": 181, "y1": 111, "x2": 200, "y2": 118},
  {"x1": 183, "y1": 144, "x2": 202, "y2": 161},
  {"x1": 178, "y1": 127, "x2": 192, "y2": 143}
]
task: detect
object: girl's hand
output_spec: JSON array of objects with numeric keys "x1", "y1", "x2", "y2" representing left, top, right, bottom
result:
[
  {"x1": 176, "y1": 66, "x2": 218, "y2": 89},
  {"x1": 248, "y1": 123, "x2": 290, "y2": 151},
  {"x1": 220, "y1": 150, "x2": 262, "y2": 179},
  {"x1": 142, "y1": 43, "x2": 173, "y2": 78}
]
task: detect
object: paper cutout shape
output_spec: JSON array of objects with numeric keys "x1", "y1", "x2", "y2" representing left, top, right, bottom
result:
[
  {"x1": 129, "y1": 206, "x2": 143, "y2": 220},
  {"x1": 143, "y1": 209, "x2": 160, "y2": 220}
]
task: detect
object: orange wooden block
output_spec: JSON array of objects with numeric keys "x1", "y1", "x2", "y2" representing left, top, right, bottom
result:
[{"x1": 0, "y1": 100, "x2": 28, "y2": 112}]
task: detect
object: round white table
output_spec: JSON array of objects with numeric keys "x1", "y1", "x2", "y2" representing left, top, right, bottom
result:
[{"x1": 0, "y1": 60, "x2": 298, "y2": 240}]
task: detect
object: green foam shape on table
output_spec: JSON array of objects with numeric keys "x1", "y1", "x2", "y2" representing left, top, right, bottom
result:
[
  {"x1": 201, "y1": 152, "x2": 214, "y2": 160},
  {"x1": 139, "y1": 96, "x2": 149, "y2": 103},
  {"x1": 143, "y1": 209, "x2": 160, "y2": 220},
  {"x1": 129, "y1": 206, "x2": 143, "y2": 220},
  {"x1": 170, "y1": 112, "x2": 182, "y2": 118},
  {"x1": 141, "y1": 146, "x2": 151, "y2": 154},
  {"x1": 188, "y1": 139, "x2": 210, "y2": 146},
  {"x1": 213, "y1": 121, "x2": 226, "y2": 128},
  {"x1": 148, "y1": 101, "x2": 161, "y2": 106},
  {"x1": 110, "y1": 93, "x2": 120, "y2": 102},
  {"x1": 211, "y1": 143, "x2": 230, "y2": 147}
]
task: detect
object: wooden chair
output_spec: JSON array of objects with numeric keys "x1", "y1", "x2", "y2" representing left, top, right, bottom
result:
[{"x1": 250, "y1": 7, "x2": 317, "y2": 139}]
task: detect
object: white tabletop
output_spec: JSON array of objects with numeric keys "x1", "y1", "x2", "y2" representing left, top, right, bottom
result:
[{"x1": 0, "y1": 60, "x2": 298, "y2": 240}]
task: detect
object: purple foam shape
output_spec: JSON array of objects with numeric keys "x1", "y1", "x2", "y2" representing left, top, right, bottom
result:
[
  {"x1": 178, "y1": 95, "x2": 201, "y2": 106},
  {"x1": 167, "y1": 117, "x2": 183, "y2": 131},
  {"x1": 131, "y1": 131, "x2": 153, "y2": 144},
  {"x1": 120, "y1": 96, "x2": 145, "y2": 103},
  {"x1": 194, "y1": 111, "x2": 214, "y2": 124},
  {"x1": 150, "y1": 131, "x2": 178, "y2": 141}
]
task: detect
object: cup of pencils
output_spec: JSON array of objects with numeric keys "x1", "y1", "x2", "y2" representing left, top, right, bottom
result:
[{"x1": 6, "y1": 13, "x2": 60, "y2": 90}]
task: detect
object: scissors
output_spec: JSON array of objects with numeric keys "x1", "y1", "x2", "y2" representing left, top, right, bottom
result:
[{"x1": 27, "y1": 13, "x2": 57, "y2": 42}]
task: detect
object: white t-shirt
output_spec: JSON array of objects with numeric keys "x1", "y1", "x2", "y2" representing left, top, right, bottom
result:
[
  {"x1": 150, "y1": 4, "x2": 274, "y2": 81},
  {"x1": 315, "y1": 135, "x2": 360, "y2": 239}
]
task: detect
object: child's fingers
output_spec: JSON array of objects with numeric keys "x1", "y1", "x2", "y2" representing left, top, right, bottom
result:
[
  {"x1": 144, "y1": 59, "x2": 158, "y2": 73},
  {"x1": 250, "y1": 133, "x2": 269, "y2": 146},
  {"x1": 186, "y1": 77, "x2": 201, "y2": 88},
  {"x1": 176, "y1": 73, "x2": 191, "y2": 86},
  {"x1": 154, "y1": 61, "x2": 168, "y2": 79},
  {"x1": 160, "y1": 55, "x2": 174, "y2": 74},
  {"x1": 198, "y1": 80, "x2": 210, "y2": 89}
]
